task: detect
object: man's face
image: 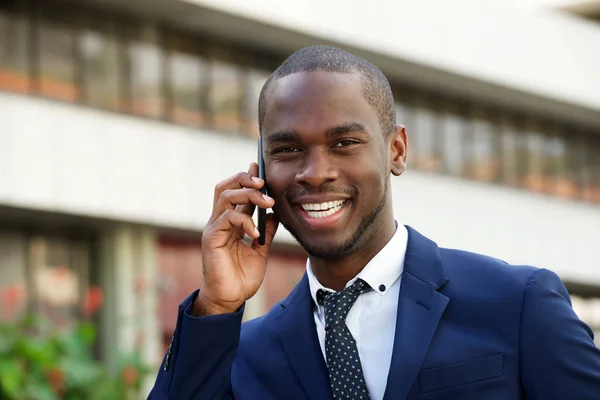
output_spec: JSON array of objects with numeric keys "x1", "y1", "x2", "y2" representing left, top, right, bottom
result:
[{"x1": 262, "y1": 70, "x2": 401, "y2": 258}]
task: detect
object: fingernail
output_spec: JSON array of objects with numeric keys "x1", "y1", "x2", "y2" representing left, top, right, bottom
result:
[
  {"x1": 254, "y1": 227, "x2": 260, "y2": 236},
  {"x1": 251, "y1": 176, "x2": 262, "y2": 183},
  {"x1": 263, "y1": 194, "x2": 273, "y2": 201}
]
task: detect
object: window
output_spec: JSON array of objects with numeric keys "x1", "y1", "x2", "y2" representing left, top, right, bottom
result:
[
  {"x1": 582, "y1": 135, "x2": 600, "y2": 205},
  {"x1": 79, "y1": 17, "x2": 122, "y2": 110},
  {"x1": 28, "y1": 235, "x2": 92, "y2": 329},
  {"x1": 166, "y1": 33, "x2": 210, "y2": 127},
  {"x1": 412, "y1": 99, "x2": 442, "y2": 172},
  {"x1": 466, "y1": 111, "x2": 500, "y2": 182},
  {"x1": 521, "y1": 124, "x2": 547, "y2": 193},
  {"x1": 0, "y1": 3, "x2": 31, "y2": 93},
  {"x1": 243, "y1": 68, "x2": 269, "y2": 138},
  {"x1": 543, "y1": 128, "x2": 573, "y2": 198},
  {"x1": 395, "y1": 100, "x2": 415, "y2": 167},
  {"x1": 395, "y1": 100, "x2": 413, "y2": 129},
  {"x1": 564, "y1": 130, "x2": 585, "y2": 200},
  {"x1": 0, "y1": 231, "x2": 28, "y2": 320},
  {"x1": 127, "y1": 24, "x2": 164, "y2": 118},
  {"x1": 209, "y1": 49, "x2": 243, "y2": 133},
  {"x1": 38, "y1": 11, "x2": 78, "y2": 101},
  {"x1": 440, "y1": 103, "x2": 469, "y2": 176}
]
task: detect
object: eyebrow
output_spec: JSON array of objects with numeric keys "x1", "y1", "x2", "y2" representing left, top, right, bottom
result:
[
  {"x1": 265, "y1": 122, "x2": 368, "y2": 144},
  {"x1": 324, "y1": 122, "x2": 368, "y2": 138}
]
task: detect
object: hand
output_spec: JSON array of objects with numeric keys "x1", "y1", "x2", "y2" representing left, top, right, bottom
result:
[{"x1": 194, "y1": 162, "x2": 279, "y2": 316}]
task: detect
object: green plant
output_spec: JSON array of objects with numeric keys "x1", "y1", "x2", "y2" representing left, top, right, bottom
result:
[{"x1": 0, "y1": 285, "x2": 150, "y2": 400}]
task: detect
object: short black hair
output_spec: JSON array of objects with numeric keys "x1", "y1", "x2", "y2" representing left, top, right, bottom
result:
[{"x1": 258, "y1": 45, "x2": 396, "y2": 138}]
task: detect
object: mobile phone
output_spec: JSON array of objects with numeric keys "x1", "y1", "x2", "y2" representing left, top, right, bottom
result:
[{"x1": 257, "y1": 137, "x2": 267, "y2": 245}]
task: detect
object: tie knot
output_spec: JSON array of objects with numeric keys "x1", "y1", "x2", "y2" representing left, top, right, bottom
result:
[{"x1": 317, "y1": 279, "x2": 372, "y2": 326}]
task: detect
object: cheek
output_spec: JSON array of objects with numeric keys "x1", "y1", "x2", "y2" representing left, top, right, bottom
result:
[{"x1": 266, "y1": 166, "x2": 292, "y2": 200}]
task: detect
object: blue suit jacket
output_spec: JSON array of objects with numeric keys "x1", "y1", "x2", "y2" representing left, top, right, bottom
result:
[{"x1": 148, "y1": 226, "x2": 600, "y2": 399}]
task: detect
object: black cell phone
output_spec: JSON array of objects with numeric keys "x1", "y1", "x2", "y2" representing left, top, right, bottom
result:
[{"x1": 257, "y1": 137, "x2": 267, "y2": 245}]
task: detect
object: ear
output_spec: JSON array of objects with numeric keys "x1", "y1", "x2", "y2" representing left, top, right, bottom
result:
[{"x1": 389, "y1": 125, "x2": 408, "y2": 176}]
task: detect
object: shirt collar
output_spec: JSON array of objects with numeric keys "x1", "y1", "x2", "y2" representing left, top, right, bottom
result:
[{"x1": 306, "y1": 221, "x2": 408, "y2": 306}]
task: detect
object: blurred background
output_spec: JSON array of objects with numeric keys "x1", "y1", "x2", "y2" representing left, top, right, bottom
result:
[{"x1": 1, "y1": 0, "x2": 599, "y2": 397}]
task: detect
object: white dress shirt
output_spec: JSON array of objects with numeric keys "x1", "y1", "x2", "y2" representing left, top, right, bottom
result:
[{"x1": 306, "y1": 223, "x2": 408, "y2": 400}]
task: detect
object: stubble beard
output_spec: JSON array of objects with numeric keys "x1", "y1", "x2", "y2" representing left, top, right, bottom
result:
[{"x1": 282, "y1": 179, "x2": 389, "y2": 259}]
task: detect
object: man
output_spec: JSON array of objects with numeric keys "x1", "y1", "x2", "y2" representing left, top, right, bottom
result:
[{"x1": 148, "y1": 45, "x2": 600, "y2": 399}]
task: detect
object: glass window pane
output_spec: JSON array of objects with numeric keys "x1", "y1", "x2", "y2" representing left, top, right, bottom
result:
[
  {"x1": 564, "y1": 130, "x2": 584, "y2": 200},
  {"x1": 498, "y1": 118, "x2": 528, "y2": 188},
  {"x1": 210, "y1": 55, "x2": 243, "y2": 133},
  {"x1": 167, "y1": 34, "x2": 210, "y2": 127},
  {"x1": 128, "y1": 25, "x2": 164, "y2": 118},
  {"x1": 0, "y1": 231, "x2": 28, "y2": 321},
  {"x1": 412, "y1": 100, "x2": 442, "y2": 172},
  {"x1": 467, "y1": 112, "x2": 500, "y2": 182},
  {"x1": 544, "y1": 128, "x2": 576, "y2": 199},
  {"x1": 243, "y1": 68, "x2": 268, "y2": 138},
  {"x1": 521, "y1": 125, "x2": 547, "y2": 193},
  {"x1": 0, "y1": 5, "x2": 31, "y2": 93},
  {"x1": 395, "y1": 101, "x2": 412, "y2": 128},
  {"x1": 440, "y1": 104, "x2": 468, "y2": 176},
  {"x1": 38, "y1": 14, "x2": 78, "y2": 101},
  {"x1": 582, "y1": 135, "x2": 600, "y2": 205},
  {"x1": 79, "y1": 21, "x2": 122, "y2": 110},
  {"x1": 29, "y1": 236, "x2": 91, "y2": 330},
  {"x1": 395, "y1": 100, "x2": 416, "y2": 167}
]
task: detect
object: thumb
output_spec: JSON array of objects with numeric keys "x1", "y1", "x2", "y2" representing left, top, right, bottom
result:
[{"x1": 252, "y1": 213, "x2": 279, "y2": 257}]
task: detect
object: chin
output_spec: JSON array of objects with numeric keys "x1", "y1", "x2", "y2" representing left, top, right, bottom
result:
[{"x1": 292, "y1": 232, "x2": 360, "y2": 259}]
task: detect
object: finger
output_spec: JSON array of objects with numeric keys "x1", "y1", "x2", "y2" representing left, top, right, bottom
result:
[
  {"x1": 252, "y1": 213, "x2": 280, "y2": 255},
  {"x1": 236, "y1": 162, "x2": 260, "y2": 215},
  {"x1": 213, "y1": 170, "x2": 264, "y2": 208},
  {"x1": 215, "y1": 188, "x2": 274, "y2": 218},
  {"x1": 206, "y1": 210, "x2": 260, "y2": 248},
  {"x1": 248, "y1": 162, "x2": 258, "y2": 179}
]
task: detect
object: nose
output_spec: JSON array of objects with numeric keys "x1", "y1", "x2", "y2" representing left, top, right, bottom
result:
[{"x1": 295, "y1": 149, "x2": 339, "y2": 188}]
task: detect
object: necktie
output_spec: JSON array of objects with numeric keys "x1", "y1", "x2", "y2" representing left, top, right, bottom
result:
[{"x1": 317, "y1": 279, "x2": 373, "y2": 400}]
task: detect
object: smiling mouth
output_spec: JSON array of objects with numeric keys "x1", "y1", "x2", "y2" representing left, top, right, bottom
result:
[{"x1": 300, "y1": 200, "x2": 346, "y2": 218}]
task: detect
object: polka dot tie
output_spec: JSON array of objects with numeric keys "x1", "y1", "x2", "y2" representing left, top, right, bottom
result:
[{"x1": 317, "y1": 279, "x2": 373, "y2": 400}]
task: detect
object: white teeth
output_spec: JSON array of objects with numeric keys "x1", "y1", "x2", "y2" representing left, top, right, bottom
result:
[
  {"x1": 301, "y1": 200, "x2": 346, "y2": 218},
  {"x1": 301, "y1": 200, "x2": 345, "y2": 212}
]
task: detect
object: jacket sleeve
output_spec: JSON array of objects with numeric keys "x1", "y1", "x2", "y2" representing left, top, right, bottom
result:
[
  {"x1": 520, "y1": 268, "x2": 600, "y2": 399},
  {"x1": 147, "y1": 290, "x2": 243, "y2": 399}
]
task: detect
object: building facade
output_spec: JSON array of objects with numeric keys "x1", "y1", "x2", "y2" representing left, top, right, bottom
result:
[{"x1": 1, "y1": 0, "x2": 600, "y2": 391}]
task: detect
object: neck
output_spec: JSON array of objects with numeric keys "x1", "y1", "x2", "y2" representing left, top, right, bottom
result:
[{"x1": 309, "y1": 214, "x2": 397, "y2": 291}]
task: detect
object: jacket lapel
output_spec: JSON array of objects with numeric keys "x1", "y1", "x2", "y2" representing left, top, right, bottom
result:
[
  {"x1": 277, "y1": 274, "x2": 333, "y2": 400},
  {"x1": 383, "y1": 226, "x2": 450, "y2": 400}
]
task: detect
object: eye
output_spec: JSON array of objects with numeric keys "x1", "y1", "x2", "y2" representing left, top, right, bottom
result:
[
  {"x1": 334, "y1": 140, "x2": 360, "y2": 148},
  {"x1": 273, "y1": 146, "x2": 301, "y2": 154}
]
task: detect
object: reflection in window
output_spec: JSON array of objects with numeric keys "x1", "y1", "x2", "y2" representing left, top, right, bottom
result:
[
  {"x1": 169, "y1": 50, "x2": 209, "y2": 127},
  {"x1": 395, "y1": 101, "x2": 415, "y2": 167},
  {"x1": 38, "y1": 15, "x2": 78, "y2": 101},
  {"x1": 468, "y1": 113, "x2": 500, "y2": 182},
  {"x1": 0, "y1": 7, "x2": 31, "y2": 93},
  {"x1": 521, "y1": 126, "x2": 547, "y2": 193},
  {"x1": 243, "y1": 68, "x2": 269, "y2": 138},
  {"x1": 0, "y1": 231, "x2": 28, "y2": 321},
  {"x1": 412, "y1": 102, "x2": 442, "y2": 172},
  {"x1": 395, "y1": 101, "x2": 412, "y2": 128},
  {"x1": 582, "y1": 136, "x2": 600, "y2": 205},
  {"x1": 544, "y1": 130, "x2": 573, "y2": 198},
  {"x1": 80, "y1": 26, "x2": 122, "y2": 110},
  {"x1": 441, "y1": 105, "x2": 468, "y2": 176},
  {"x1": 210, "y1": 59, "x2": 243, "y2": 133},
  {"x1": 29, "y1": 236, "x2": 91, "y2": 330},
  {"x1": 564, "y1": 132, "x2": 584, "y2": 200},
  {"x1": 128, "y1": 26, "x2": 164, "y2": 118}
]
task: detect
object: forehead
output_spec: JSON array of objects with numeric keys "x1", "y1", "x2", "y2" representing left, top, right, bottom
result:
[{"x1": 262, "y1": 70, "x2": 380, "y2": 138}]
